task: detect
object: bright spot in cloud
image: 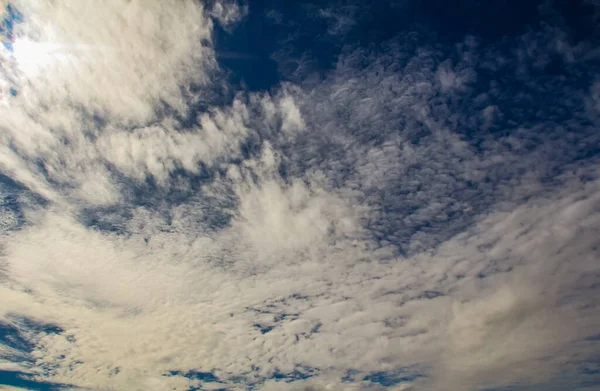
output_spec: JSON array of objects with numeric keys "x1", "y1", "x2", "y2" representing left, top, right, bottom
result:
[{"x1": 12, "y1": 39, "x2": 53, "y2": 74}]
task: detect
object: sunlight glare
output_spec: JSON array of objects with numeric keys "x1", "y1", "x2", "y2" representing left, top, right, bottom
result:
[{"x1": 13, "y1": 39, "x2": 52, "y2": 74}]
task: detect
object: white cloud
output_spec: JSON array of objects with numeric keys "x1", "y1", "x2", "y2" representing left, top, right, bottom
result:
[
  {"x1": 436, "y1": 59, "x2": 474, "y2": 92},
  {"x1": 319, "y1": 7, "x2": 358, "y2": 37},
  {"x1": 1, "y1": 164, "x2": 597, "y2": 390},
  {"x1": 0, "y1": 1, "x2": 598, "y2": 390},
  {"x1": 0, "y1": 0, "x2": 229, "y2": 206},
  {"x1": 210, "y1": 1, "x2": 248, "y2": 30},
  {"x1": 96, "y1": 100, "x2": 249, "y2": 184},
  {"x1": 8, "y1": 0, "x2": 215, "y2": 124}
]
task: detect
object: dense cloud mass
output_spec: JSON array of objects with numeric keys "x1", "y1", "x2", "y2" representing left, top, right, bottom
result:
[{"x1": 0, "y1": 0, "x2": 599, "y2": 390}]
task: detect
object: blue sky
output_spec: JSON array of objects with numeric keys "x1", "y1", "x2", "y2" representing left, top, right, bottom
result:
[{"x1": 0, "y1": 0, "x2": 599, "y2": 390}]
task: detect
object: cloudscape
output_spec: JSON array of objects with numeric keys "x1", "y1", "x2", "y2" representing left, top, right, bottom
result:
[{"x1": 0, "y1": 0, "x2": 599, "y2": 390}]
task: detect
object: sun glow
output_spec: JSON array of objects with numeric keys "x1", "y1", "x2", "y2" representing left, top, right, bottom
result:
[{"x1": 12, "y1": 39, "x2": 54, "y2": 74}]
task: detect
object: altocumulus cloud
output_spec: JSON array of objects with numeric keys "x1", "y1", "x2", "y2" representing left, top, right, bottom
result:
[{"x1": 0, "y1": 0, "x2": 599, "y2": 390}]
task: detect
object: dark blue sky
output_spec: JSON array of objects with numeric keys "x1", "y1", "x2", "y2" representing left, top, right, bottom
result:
[{"x1": 214, "y1": 0, "x2": 599, "y2": 92}]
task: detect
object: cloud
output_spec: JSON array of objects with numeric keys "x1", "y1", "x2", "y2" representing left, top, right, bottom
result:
[
  {"x1": 1, "y1": 157, "x2": 598, "y2": 390},
  {"x1": 8, "y1": 0, "x2": 215, "y2": 123},
  {"x1": 436, "y1": 59, "x2": 475, "y2": 92},
  {"x1": 318, "y1": 6, "x2": 358, "y2": 37},
  {"x1": 0, "y1": 1, "x2": 599, "y2": 390},
  {"x1": 96, "y1": 100, "x2": 250, "y2": 184},
  {"x1": 0, "y1": 0, "x2": 226, "y2": 208},
  {"x1": 209, "y1": 0, "x2": 248, "y2": 31},
  {"x1": 428, "y1": 177, "x2": 600, "y2": 390}
]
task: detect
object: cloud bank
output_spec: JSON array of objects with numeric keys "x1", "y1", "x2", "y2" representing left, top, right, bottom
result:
[{"x1": 0, "y1": 0, "x2": 599, "y2": 390}]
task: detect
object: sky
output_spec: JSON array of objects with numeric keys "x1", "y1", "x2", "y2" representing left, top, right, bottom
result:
[{"x1": 0, "y1": 0, "x2": 599, "y2": 390}]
